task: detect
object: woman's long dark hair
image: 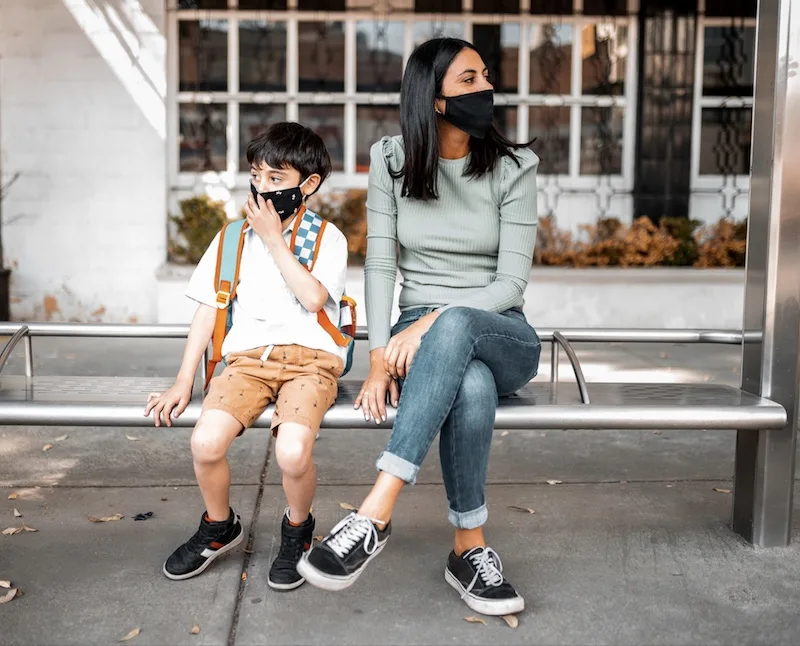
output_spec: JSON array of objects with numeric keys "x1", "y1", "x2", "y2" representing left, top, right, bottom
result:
[{"x1": 395, "y1": 37, "x2": 533, "y2": 201}]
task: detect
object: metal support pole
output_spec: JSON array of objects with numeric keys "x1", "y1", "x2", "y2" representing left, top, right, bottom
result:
[
  {"x1": 733, "y1": 0, "x2": 800, "y2": 547},
  {"x1": 23, "y1": 336, "x2": 32, "y2": 378},
  {"x1": 550, "y1": 342, "x2": 559, "y2": 384}
]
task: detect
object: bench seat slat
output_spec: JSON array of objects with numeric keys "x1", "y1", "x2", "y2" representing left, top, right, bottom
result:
[{"x1": 0, "y1": 377, "x2": 786, "y2": 431}]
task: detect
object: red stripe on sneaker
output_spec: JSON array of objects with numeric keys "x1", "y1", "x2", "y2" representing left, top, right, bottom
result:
[{"x1": 210, "y1": 541, "x2": 225, "y2": 549}]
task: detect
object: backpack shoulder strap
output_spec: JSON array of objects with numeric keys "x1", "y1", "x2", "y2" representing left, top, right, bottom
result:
[
  {"x1": 205, "y1": 218, "x2": 247, "y2": 390},
  {"x1": 290, "y1": 207, "x2": 327, "y2": 272}
]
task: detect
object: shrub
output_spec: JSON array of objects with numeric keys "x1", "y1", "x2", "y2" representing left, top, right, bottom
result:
[{"x1": 169, "y1": 195, "x2": 227, "y2": 264}]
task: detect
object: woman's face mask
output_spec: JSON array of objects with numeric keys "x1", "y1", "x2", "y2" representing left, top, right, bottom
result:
[
  {"x1": 251, "y1": 177, "x2": 309, "y2": 221},
  {"x1": 437, "y1": 89, "x2": 495, "y2": 140}
]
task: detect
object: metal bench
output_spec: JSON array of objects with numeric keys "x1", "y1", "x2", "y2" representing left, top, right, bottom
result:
[{"x1": 0, "y1": 322, "x2": 788, "y2": 546}]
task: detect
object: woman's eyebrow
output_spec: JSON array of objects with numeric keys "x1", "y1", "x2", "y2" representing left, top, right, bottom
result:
[{"x1": 458, "y1": 67, "x2": 488, "y2": 77}]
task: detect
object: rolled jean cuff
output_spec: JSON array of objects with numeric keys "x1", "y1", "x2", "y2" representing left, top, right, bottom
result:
[
  {"x1": 448, "y1": 504, "x2": 488, "y2": 530},
  {"x1": 376, "y1": 451, "x2": 419, "y2": 485}
]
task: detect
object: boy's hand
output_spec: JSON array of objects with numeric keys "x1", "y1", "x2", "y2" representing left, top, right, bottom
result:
[
  {"x1": 245, "y1": 193, "x2": 284, "y2": 247},
  {"x1": 144, "y1": 381, "x2": 193, "y2": 427}
]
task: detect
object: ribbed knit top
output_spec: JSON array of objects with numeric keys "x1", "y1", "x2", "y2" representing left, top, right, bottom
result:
[{"x1": 364, "y1": 135, "x2": 540, "y2": 350}]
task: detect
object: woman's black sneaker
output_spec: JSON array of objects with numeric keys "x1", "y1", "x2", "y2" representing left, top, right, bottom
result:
[
  {"x1": 268, "y1": 509, "x2": 315, "y2": 590},
  {"x1": 163, "y1": 509, "x2": 244, "y2": 580},
  {"x1": 445, "y1": 546, "x2": 525, "y2": 615},
  {"x1": 296, "y1": 512, "x2": 391, "y2": 591}
]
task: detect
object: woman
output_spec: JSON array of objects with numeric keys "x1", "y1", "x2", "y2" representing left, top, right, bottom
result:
[{"x1": 297, "y1": 38, "x2": 541, "y2": 616}]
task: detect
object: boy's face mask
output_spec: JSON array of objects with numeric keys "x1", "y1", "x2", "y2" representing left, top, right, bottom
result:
[{"x1": 251, "y1": 177, "x2": 310, "y2": 221}]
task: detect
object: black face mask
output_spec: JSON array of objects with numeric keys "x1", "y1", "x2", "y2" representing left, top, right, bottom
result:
[
  {"x1": 250, "y1": 178, "x2": 308, "y2": 221},
  {"x1": 438, "y1": 89, "x2": 495, "y2": 139}
]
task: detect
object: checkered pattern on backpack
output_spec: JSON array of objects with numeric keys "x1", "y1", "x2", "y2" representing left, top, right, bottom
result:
[{"x1": 293, "y1": 211, "x2": 324, "y2": 268}]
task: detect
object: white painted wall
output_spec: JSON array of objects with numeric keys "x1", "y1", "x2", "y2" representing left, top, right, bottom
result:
[{"x1": 0, "y1": 0, "x2": 166, "y2": 322}]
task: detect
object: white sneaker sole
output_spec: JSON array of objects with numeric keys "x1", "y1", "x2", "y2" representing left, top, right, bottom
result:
[
  {"x1": 163, "y1": 527, "x2": 244, "y2": 581},
  {"x1": 267, "y1": 576, "x2": 305, "y2": 591},
  {"x1": 296, "y1": 541, "x2": 388, "y2": 591},
  {"x1": 444, "y1": 567, "x2": 525, "y2": 616}
]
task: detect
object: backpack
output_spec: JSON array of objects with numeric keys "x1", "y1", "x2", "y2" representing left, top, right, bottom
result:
[{"x1": 205, "y1": 205, "x2": 356, "y2": 390}]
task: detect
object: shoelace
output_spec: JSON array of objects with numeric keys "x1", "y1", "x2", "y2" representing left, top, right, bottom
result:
[
  {"x1": 186, "y1": 526, "x2": 219, "y2": 554},
  {"x1": 325, "y1": 513, "x2": 381, "y2": 559},
  {"x1": 276, "y1": 531, "x2": 306, "y2": 565},
  {"x1": 462, "y1": 548, "x2": 505, "y2": 598}
]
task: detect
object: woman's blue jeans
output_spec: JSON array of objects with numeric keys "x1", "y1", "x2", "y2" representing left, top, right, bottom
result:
[{"x1": 375, "y1": 306, "x2": 541, "y2": 529}]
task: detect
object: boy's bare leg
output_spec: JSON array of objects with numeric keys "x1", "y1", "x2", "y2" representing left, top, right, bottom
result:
[
  {"x1": 191, "y1": 410, "x2": 245, "y2": 521},
  {"x1": 274, "y1": 422, "x2": 317, "y2": 524}
]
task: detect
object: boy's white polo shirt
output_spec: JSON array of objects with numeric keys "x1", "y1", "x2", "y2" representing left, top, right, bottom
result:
[{"x1": 185, "y1": 214, "x2": 349, "y2": 363}]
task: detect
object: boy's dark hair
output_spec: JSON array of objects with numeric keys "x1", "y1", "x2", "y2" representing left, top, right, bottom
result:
[{"x1": 246, "y1": 122, "x2": 332, "y2": 193}]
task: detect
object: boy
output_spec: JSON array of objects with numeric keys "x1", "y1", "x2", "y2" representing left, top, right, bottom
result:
[{"x1": 144, "y1": 122, "x2": 348, "y2": 590}]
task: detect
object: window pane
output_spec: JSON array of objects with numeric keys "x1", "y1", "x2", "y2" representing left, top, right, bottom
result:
[
  {"x1": 699, "y1": 108, "x2": 752, "y2": 175},
  {"x1": 356, "y1": 21, "x2": 404, "y2": 92},
  {"x1": 179, "y1": 0, "x2": 227, "y2": 8},
  {"x1": 414, "y1": 0, "x2": 461, "y2": 12},
  {"x1": 413, "y1": 21, "x2": 463, "y2": 47},
  {"x1": 530, "y1": 0, "x2": 573, "y2": 14},
  {"x1": 530, "y1": 24, "x2": 572, "y2": 94},
  {"x1": 531, "y1": 106, "x2": 570, "y2": 174},
  {"x1": 580, "y1": 106, "x2": 624, "y2": 175},
  {"x1": 179, "y1": 104, "x2": 227, "y2": 172},
  {"x1": 495, "y1": 106, "x2": 518, "y2": 143},
  {"x1": 474, "y1": 0, "x2": 520, "y2": 13},
  {"x1": 702, "y1": 27, "x2": 755, "y2": 97},
  {"x1": 239, "y1": 104, "x2": 287, "y2": 171},
  {"x1": 298, "y1": 105, "x2": 345, "y2": 171},
  {"x1": 299, "y1": 0, "x2": 344, "y2": 8},
  {"x1": 474, "y1": 24, "x2": 520, "y2": 94},
  {"x1": 238, "y1": 0, "x2": 288, "y2": 8},
  {"x1": 582, "y1": 0, "x2": 627, "y2": 16},
  {"x1": 179, "y1": 21, "x2": 228, "y2": 92},
  {"x1": 298, "y1": 22, "x2": 345, "y2": 92},
  {"x1": 239, "y1": 21, "x2": 286, "y2": 92},
  {"x1": 355, "y1": 106, "x2": 401, "y2": 172},
  {"x1": 582, "y1": 23, "x2": 628, "y2": 96},
  {"x1": 704, "y1": 0, "x2": 756, "y2": 17}
]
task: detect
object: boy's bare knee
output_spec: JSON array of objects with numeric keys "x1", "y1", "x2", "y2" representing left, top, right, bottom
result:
[
  {"x1": 275, "y1": 425, "x2": 315, "y2": 478},
  {"x1": 191, "y1": 420, "x2": 229, "y2": 465}
]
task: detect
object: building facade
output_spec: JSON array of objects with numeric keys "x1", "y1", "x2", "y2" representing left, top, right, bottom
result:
[{"x1": 0, "y1": 0, "x2": 755, "y2": 321}]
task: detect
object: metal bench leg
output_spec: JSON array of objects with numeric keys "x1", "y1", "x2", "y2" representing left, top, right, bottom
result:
[
  {"x1": 732, "y1": 428, "x2": 796, "y2": 547},
  {"x1": 731, "y1": 0, "x2": 799, "y2": 548}
]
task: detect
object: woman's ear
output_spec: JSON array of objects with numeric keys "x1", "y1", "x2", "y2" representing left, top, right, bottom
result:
[
  {"x1": 301, "y1": 173, "x2": 321, "y2": 198},
  {"x1": 434, "y1": 98, "x2": 445, "y2": 115}
]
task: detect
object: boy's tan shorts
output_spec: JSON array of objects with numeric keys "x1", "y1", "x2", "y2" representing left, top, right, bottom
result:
[{"x1": 202, "y1": 345, "x2": 343, "y2": 434}]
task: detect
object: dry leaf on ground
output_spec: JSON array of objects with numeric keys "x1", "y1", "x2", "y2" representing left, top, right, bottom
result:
[
  {"x1": 119, "y1": 627, "x2": 141, "y2": 642},
  {"x1": 464, "y1": 616, "x2": 487, "y2": 625},
  {"x1": 313, "y1": 535, "x2": 323, "y2": 542},
  {"x1": 508, "y1": 505, "x2": 536, "y2": 514},
  {"x1": 241, "y1": 572, "x2": 247, "y2": 581},
  {"x1": 13, "y1": 508, "x2": 22, "y2": 518},
  {"x1": 21, "y1": 525, "x2": 37, "y2": 532},
  {"x1": 54, "y1": 434, "x2": 69, "y2": 442},
  {"x1": 713, "y1": 488, "x2": 732, "y2": 494},
  {"x1": 42, "y1": 444, "x2": 53, "y2": 452},
  {"x1": 501, "y1": 614, "x2": 519, "y2": 629},
  {"x1": 339, "y1": 502, "x2": 357, "y2": 511},
  {"x1": 0, "y1": 580, "x2": 11, "y2": 588},
  {"x1": 125, "y1": 435, "x2": 140, "y2": 442},
  {"x1": 190, "y1": 625, "x2": 200, "y2": 635},
  {"x1": 501, "y1": 431, "x2": 509, "y2": 437},
  {"x1": 546, "y1": 479, "x2": 563, "y2": 485},
  {"x1": 88, "y1": 513, "x2": 124, "y2": 523},
  {"x1": 7, "y1": 493, "x2": 17, "y2": 500},
  {"x1": 0, "y1": 588, "x2": 18, "y2": 604},
  {"x1": 2, "y1": 527, "x2": 22, "y2": 536}
]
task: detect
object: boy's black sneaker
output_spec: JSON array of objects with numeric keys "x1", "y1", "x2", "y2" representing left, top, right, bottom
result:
[
  {"x1": 268, "y1": 509, "x2": 315, "y2": 590},
  {"x1": 163, "y1": 508, "x2": 244, "y2": 580},
  {"x1": 445, "y1": 546, "x2": 525, "y2": 615},
  {"x1": 296, "y1": 512, "x2": 391, "y2": 591}
]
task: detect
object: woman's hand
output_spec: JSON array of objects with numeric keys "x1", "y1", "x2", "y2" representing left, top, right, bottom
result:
[
  {"x1": 355, "y1": 349, "x2": 401, "y2": 424},
  {"x1": 383, "y1": 311, "x2": 439, "y2": 379}
]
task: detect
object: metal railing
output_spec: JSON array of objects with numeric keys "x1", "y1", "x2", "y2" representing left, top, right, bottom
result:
[{"x1": 551, "y1": 332, "x2": 591, "y2": 404}]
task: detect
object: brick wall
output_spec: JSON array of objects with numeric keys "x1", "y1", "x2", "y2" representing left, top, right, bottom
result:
[{"x1": 0, "y1": 0, "x2": 167, "y2": 322}]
